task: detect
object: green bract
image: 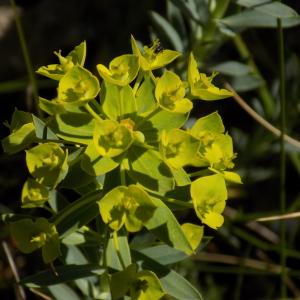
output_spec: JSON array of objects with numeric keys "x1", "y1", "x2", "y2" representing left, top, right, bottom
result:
[
  {"x1": 2, "y1": 110, "x2": 37, "y2": 154},
  {"x1": 36, "y1": 41, "x2": 86, "y2": 80},
  {"x1": 10, "y1": 218, "x2": 60, "y2": 263},
  {"x1": 93, "y1": 120, "x2": 133, "y2": 158},
  {"x1": 98, "y1": 185, "x2": 156, "y2": 232},
  {"x1": 3, "y1": 37, "x2": 240, "y2": 299},
  {"x1": 26, "y1": 142, "x2": 68, "y2": 187},
  {"x1": 155, "y1": 71, "x2": 193, "y2": 113},
  {"x1": 57, "y1": 65, "x2": 100, "y2": 105},
  {"x1": 191, "y1": 174, "x2": 227, "y2": 229},
  {"x1": 181, "y1": 223, "x2": 204, "y2": 251},
  {"x1": 203, "y1": 134, "x2": 236, "y2": 170},
  {"x1": 111, "y1": 264, "x2": 167, "y2": 300},
  {"x1": 21, "y1": 178, "x2": 49, "y2": 208},
  {"x1": 131, "y1": 270, "x2": 167, "y2": 300},
  {"x1": 188, "y1": 53, "x2": 233, "y2": 100},
  {"x1": 131, "y1": 35, "x2": 181, "y2": 71},
  {"x1": 97, "y1": 54, "x2": 139, "y2": 86},
  {"x1": 160, "y1": 128, "x2": 200, "y2": 168}
]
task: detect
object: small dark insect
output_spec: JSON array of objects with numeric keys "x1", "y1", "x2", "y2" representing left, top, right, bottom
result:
[{"x1": 154, "y1": 42, "x2": 164, "y2": 54}]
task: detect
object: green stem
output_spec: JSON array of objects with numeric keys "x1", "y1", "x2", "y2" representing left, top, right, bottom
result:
[
  {"x1": 164, "y1": 198, "x2": 193, "y2": 208},
  {"x1": 277, "y1": 17, "x2": 287, "y2": 298},
  {"x1": 36, "y1": 138, "x2": 85, "y2": 146},
  {"x1": 113, "y1": 231, "x2": 126, "y2": 269},
  {"x1": 188, "y1": 169, "x2": 210, "y2": 178},
  {"x1": 118, "y1": 86, "x2": 124, "y2": 118},
  {"x1": 10, "y1": 0, "x2": 41, "y2": 116},
  {"x1": 82, "y1": 226, "x2": 102, "y2": 240},
  {"x1": 133, "y1": 71, "x2": 144, "y2": 95},
  {"x1": 120, "y1": 162, "x2": 126, "y2": 186},
  {"x1": 149, "y1": 71, "x2": 156, "y2": 83},
  {"x1": 233, "y1": 35, "x2": 274, "y2": 118},
  {"x1": 84, "y1": 103, "x2": 103, "y2": 122}
]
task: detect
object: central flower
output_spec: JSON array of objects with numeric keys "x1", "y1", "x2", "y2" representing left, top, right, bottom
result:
[
  {"x1": 93, "y1": 120, "x2": 133, "y2": 157},
  {"x1": 98, "y1": 185, "x2": 156, "y2": 232}
]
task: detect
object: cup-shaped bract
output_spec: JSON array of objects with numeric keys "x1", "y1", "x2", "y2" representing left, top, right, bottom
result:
[
  {"x1": 131, "y1": 270, "x2": 167, "y2": 300},
  {"x1": 191, "y1": 174, "x2": 227, "y2": 229},
  {"x1": 10, "y1": 217, "x2": 60, "y2": 263},
  {"x1": 57, "y1": 65, "x2": 100, "y2": 106},
  {"x1": 131, "y1": 35, "x2": 181, "y2": 71},
  {"x1": 93, "y1": 120, "x2": 133, "y2": 158},
  {"x1": 188, "y1": 53, "x2": 233, "y2": 100},
  {"x1": 155, "y1": 71, "x2": 193, "y2": 114},
  {"x1": 202, "y1": 134, "x2": 236, "y2": 170},
  {"x1": 189, "y1": 111, "x2": 225, "y2": 142},
  {"x1": 36, "y1": 41, "x2": 86, "y2": 80},
  {"x1": 97, "y1": 54, "x2": 139, "y2": 86},
  {"x1": 160, "y1": 129, "x2": 200, "y2": 169},
  {"x1": 98, "y1": 185, "x2": 156, "y2": 232},
  {"x1": 21, "y1": 178, "x2": 49, "y2": 208},
  {"x1": 2, "y1": 110, "x2": 37, "y2": 154},
  {"x1": 26, "y1": 142, "x2": 68, "y2": 188}
]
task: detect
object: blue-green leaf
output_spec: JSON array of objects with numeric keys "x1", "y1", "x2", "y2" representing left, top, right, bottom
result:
[
  {"x1": 149, "y1": 11, "x2": 184, "y2": 52},
  {"x1": 105, "y1": 231, "x2": 132, "y2": 271},
  {"x1": 210, "y1": 61, "x2": 251, "y2": 76},
  {"x1": 237, "y1": 0, "x2": 299, "y2": 19},
  {"x1": 220, "y1": 10, "x2": 300, "y2": 29},
  {"x1": 135, "y1": 245, "x2": 187, "y2": 265}
]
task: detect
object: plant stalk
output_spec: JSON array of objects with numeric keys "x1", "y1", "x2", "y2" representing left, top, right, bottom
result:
[
  {"x1": 277, "y1": 17, "x2": 287, "y2": 298},
  {"x1": 10, "y1": 0, "x2": 41, "y2": 116}
]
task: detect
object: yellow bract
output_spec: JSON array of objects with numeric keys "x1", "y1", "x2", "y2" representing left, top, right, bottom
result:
[
  {"x1": 155, "y1": 71, "x2": 193, "y2": 113},
  {"x1": 160, "y1": 129, "x2": 200, "y2": 169},
  {"x1": 93, "y1": 120, "x2": 133, "y2": 158},
  {"x1": 97, "y1": 54, "x2": 139, "y2": 86},
  {"x1": 98, "y1": 185, "x2": 156, "y2": 232},
  {"x1": 131, "y1": 35, "x2": 181, "y2": 71},
  {"x1": 190, "y1": 174, "x2": 227, "y2": 229},
  {"x1": 188, "y1": 53, "x2": 233, "y2": 100}
]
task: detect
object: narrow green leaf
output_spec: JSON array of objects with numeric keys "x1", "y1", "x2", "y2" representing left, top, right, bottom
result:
[
  {"x1": 135, "y1": 245, "x2": 187, "y2": 265},
  {"x1": 20, "y1": 264, "x2": 105, "y2": 287}
]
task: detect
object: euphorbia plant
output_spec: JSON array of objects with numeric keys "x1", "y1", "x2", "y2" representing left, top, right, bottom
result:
[{"x1": 2, "y1": 36, "x2": 240, "y2": 299}]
